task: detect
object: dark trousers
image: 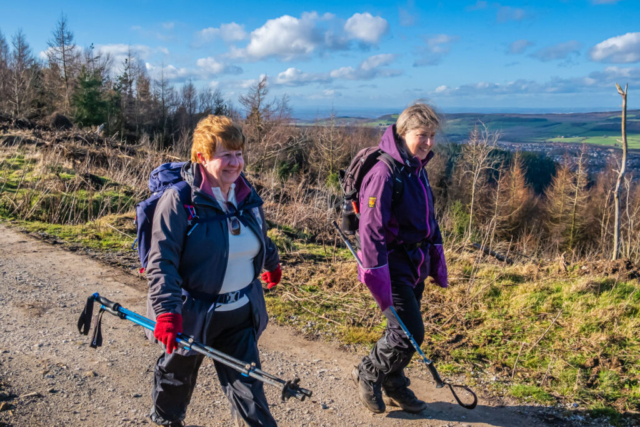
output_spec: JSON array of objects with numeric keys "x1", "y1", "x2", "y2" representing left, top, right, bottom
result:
[
  {"x1": 151, "y1": 303, "x2": 276, "y2": 426},
  {"x1": 359, "y1": 281, "x2": 425, "y2": 390}
]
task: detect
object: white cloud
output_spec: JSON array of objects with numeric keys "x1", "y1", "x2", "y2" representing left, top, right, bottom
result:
[
  {"x1": 221, "y1": 74, "x2": 267, "y2": 90},
  {"x1": 222, "y1": 12, "x2": 389, "y2": 62},
  {"x1": 275, "y1": 68, "x2": 331, "y2": 86},
  {"x1": 590, "y1": 32, "x2": 640, "y2": 64},
  {"x1": 496, "y1": 6, "x2": 529, "y2": 22},
  {"x1": 162, "y1": 22, "x2": 175, "y2": 30},
  {"x1": 38, "y1": 45, "x2": 83, "y2": 61},
  {"x1": 507, "y1": 39, "x2": 534, "y2": 55},
  {"x1": 429, "y1": 66, "x2": 640, "y2": 98},
  {"x1": 196, "y1": 22, "x2": 248, "y2": 45},
  {"x1": 145, "y1": 63, "x2": 192, "y2": 81},
  {"x1": 360, "y1": 53, "x2": 395, "y2": 71},
  {"x1": 274, "y1": 54, "x2": 400, "y2": 86},
  {"x1": 93, "y1": 44, "x2": 167, "y2": 67},
  {"x1": 330, "y1": 54, "x2": 400, "y2": 80},
  {"x1": 414, "y1": 34, "x2": 459, "y2": 66},
  {"x1": 144, "y1": 56, "x2": 242, "y2": 83},
  {"x1": 241, "y1": 12, "x2": 322, "y2": 61},
  {"x1": 309, "y1": 89, "x2": 342, "y2": 99},
  {"x1": 196, "y1": 57, "x2": 226, "y2": 75},
  {"x1": 530, "y1": 40, "x2": 582, "y2": 62},
  {"x1": 344, "y1": 12, "x2": 389, "y2": 44},
  {"x1": 195, "y1": 57, "x2": 243, "y2": 77}
]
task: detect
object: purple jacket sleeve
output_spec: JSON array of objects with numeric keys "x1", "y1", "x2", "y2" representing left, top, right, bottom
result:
[
  {"x1": 358, "y1": 166, "x2": 394, "y2": 311},
  {"x1": 429, "y1": 244, "x2": 448, "y2": 288}
]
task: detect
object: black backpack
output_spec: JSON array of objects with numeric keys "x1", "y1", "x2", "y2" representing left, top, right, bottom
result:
[{"x1": 339, "y1": 147, "x2": 405, "y2": 235}]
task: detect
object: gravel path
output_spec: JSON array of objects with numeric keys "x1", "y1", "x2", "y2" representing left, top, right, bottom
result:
[{"x1": 0, "y1": 223, "x2": 569, "y2": 426}]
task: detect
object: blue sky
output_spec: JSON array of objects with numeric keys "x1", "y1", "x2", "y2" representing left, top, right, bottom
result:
[{"x1": 1, "y1": 0, "x2": 639, "y2": 116}]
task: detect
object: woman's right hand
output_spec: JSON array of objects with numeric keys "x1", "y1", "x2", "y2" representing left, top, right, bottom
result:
[{"x1": 154, "y1": 313, "x2": 183, "y2": 354}]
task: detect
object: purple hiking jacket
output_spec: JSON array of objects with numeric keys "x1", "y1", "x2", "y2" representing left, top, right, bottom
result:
[{"x1": 357, "y1": 125, "x2": 448, "y2": 311}]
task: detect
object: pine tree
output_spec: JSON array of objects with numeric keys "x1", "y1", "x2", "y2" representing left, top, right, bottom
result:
[{"x1": 72, "y1": 66, "x2": 107, "y2": 127}]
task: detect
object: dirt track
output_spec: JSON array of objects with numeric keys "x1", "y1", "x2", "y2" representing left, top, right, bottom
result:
[{"x1": 0, "y1": 223, "x2": 586, "y2": 426}]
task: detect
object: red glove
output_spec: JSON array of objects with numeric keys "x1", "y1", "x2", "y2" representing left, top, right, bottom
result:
[
  {"x1": 154, "y1": 313, "x2": 182, "y2": 354},
  {"x1": 262, "y1": 265, "x2": 282, "y2": 290}
]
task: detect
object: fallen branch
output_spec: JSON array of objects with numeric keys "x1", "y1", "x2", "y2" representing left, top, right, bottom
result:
[
  {"x1": 512, "y1": 341, "x2": 526, "y2": 380},
  {"x1": 104, "y1": 223, "x2": 135, "y2": 239},
  {"x1": 528, "y1": 310, "x2": 563, "y2": 354},
  {"x1": 469, "y1": 242, "x2": 514, "y2": 264}
]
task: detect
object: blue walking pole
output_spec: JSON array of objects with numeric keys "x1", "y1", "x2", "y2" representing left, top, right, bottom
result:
[
  {"x1": 332, "y1": 221, "x2": 477, "y2": 409},
  {"x1": 77, "y1": 293, "x2": 312, "y2": 402}
]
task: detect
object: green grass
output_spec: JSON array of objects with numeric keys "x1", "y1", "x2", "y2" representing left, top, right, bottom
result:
[
  {"x1": 0, "y1": 151, "x2": 138, "y2": 224},
  {"x1": 510, "y1": 384, "x2": 555, "y2": 405},
  {"x1": 547, "y1": 135, "x2": 640, "y2": 149},
  {"x1": 6, "y1": 215, "x2": 136, "y2": 251}
]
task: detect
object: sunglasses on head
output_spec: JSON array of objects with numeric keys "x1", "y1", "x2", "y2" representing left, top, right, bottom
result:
[{"x1": 225, "y1": 202, "x2": 241, "y2": 236}]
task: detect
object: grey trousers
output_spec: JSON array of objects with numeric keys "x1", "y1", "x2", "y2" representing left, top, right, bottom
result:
[
  {"x1": 359, "y1": 281, "x2": 426, "y2": 390},
  {"x1": 150, "y1": 303, "x2": 276, "y2": 426}
]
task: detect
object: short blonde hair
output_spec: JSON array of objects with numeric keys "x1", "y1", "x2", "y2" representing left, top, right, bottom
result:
[
  {"x1": 191, "y1": 115, "x2": 245, "y2": 163},
  {"x1": 396, "y1": 103, "x2": 440, "y2": 137}
]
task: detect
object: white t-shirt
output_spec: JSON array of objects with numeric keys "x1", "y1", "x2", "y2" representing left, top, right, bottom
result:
[{"x1": 209, "y1": 184, "x2": 260, "y2": 312}]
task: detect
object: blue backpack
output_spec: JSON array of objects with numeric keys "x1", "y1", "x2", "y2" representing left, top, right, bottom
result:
[
  {"x1": 134, "y1": 162, "x2": 264, "y2": 273},
  {"x1": 134, "y1": 162, "x2": 193, "y2": 273}
]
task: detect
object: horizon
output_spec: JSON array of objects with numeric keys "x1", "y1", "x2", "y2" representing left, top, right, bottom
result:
[{"x1": 290, "y1": 105, "x2": 637, "y2": 120}]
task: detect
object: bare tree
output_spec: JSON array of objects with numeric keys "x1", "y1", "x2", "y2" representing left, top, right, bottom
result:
[
  {"x1": 47, "y1": 14, "x2": 79, "y2": 113},
  {"x1": 311, "y1": 112, "x2": 348, "y2": 178},
  {"x1": 568, "y1": 147, "x2": 589, "y2": 250},
  {"x1": 8, "y1": 29, "x2": 37, "y2": 118},
  {"x1": 545, "y1": 149, "x2": 589, "y2": 252},
  {"x1": 83, "y1": 43, "x2": 112, "y2": 79},
  {"x1": 180, "y1": 79, "x2": 197, "y2": 130},
  {"x1": 238, "y1": 76, "x2": 294, "y2": 168},
  {"x1": 153, "y1": 64, "x2": 176, "y2": 138},
  {"x1": 612, "y1": 83, "x2": 628, "y2": 260},
  {"x1": 0, "y1": 30, "x2": 9, "y2": 113},
  {"x1": 457, "y1": 125, "x2": 498, "y2": 238},
  {"x1": 239, "y1": 76, "x2": 269, "y2": 152}
]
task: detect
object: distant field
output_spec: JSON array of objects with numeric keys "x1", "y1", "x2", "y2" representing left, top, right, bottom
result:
[
  {"x1": 547, "y1": 136, "x2": 640, "y2": 149},
  {"x1": 313, "y1": 110, "x2": 640, "y2": 150}
]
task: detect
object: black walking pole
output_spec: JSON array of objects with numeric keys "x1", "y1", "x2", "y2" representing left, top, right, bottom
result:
[
  {"x1": 77, "y1": 293, "x2": 312, "y2": 402},
  {"x1": 332, "y1": 221, "x2": 477, "y2": 410}
]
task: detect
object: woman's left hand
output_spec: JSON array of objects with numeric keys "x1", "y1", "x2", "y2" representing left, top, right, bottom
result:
[{"x1": 262, "y1": 265, "x2": 282, "y2": 290}]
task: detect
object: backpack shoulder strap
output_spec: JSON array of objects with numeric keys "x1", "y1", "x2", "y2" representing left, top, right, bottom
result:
[{"x1": 377, "y1": 152, "x2": 405, "y2": 203}]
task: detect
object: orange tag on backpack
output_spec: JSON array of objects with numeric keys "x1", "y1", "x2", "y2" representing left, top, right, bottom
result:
[{"x1": 368, "y1": 197, "x2": 377, "y2": 208}]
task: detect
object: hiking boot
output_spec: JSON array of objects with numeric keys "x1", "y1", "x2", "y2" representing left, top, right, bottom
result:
[
  {"x1": 383, "y1": 386, "x2": 428, "y2": 414},
  {"x1": 351, "y1": 367, "x2": 385, "y2": 414}
]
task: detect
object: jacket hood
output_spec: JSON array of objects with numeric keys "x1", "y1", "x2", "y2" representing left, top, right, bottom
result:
[{"x1": 379, "y1": 125, "x2": 434, "y2": 169}]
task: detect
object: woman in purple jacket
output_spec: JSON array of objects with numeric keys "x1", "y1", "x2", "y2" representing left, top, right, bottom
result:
[{"x1": 352, "y1": 103, "x2": 448, "y2": 414}]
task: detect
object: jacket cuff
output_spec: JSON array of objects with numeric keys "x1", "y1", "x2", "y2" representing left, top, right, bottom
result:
[
  {"x1": 429, "y1": 244, "x2": 448, "y2": 288},
  {"x1": 357, "y1": 262, "x2": 393, "y2": 311}
]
